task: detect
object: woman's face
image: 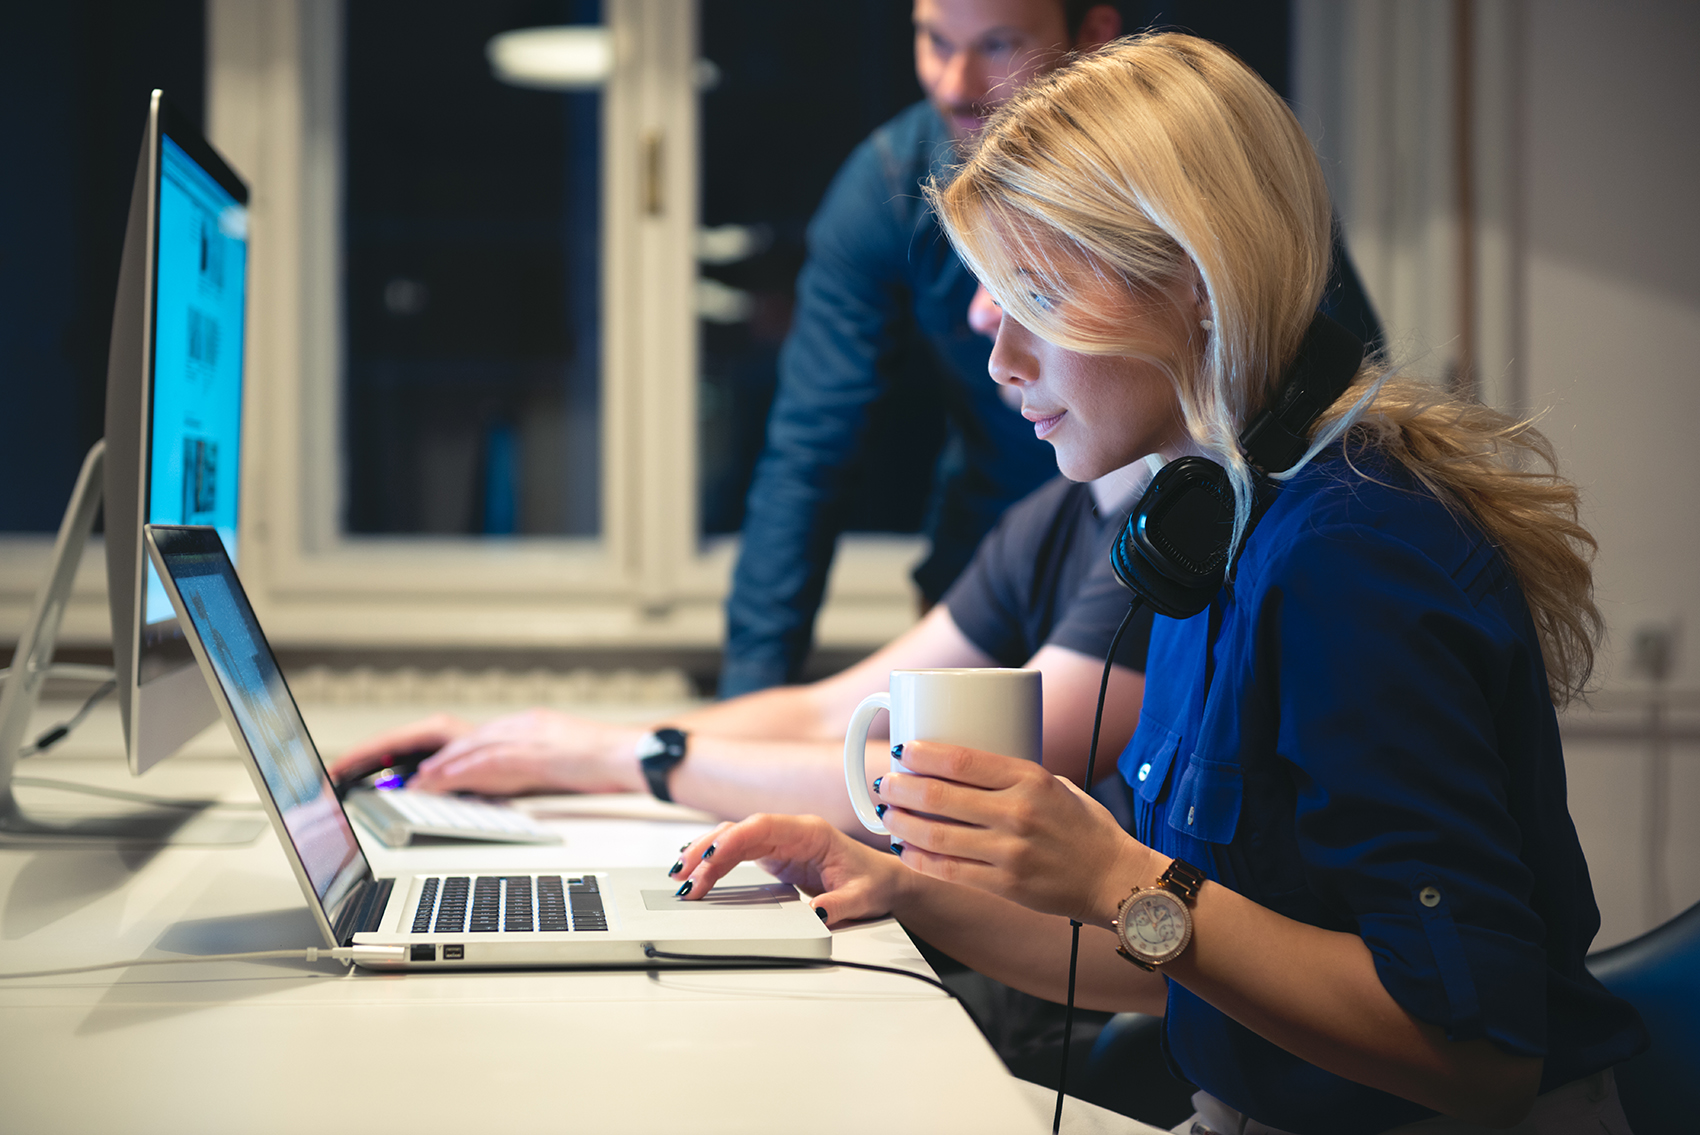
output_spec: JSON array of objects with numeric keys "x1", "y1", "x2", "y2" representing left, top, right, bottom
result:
[{"x1": 986, "y1": 278, "x2": 1195, "y2": 482}]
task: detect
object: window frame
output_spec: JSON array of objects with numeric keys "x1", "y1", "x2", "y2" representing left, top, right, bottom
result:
[{"x1": 194, "y1": 0, "x2": 924, "y2": 654}]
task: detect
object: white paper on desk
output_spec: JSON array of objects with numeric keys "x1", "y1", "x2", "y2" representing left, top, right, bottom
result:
[{"x1": 513, "y1": 792, "x2": 718, "y2": 825}]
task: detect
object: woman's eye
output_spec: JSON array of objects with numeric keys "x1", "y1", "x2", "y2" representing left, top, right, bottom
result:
[{"x1": 1029, "y1": 293, "x2": 1056, "y2": 312}]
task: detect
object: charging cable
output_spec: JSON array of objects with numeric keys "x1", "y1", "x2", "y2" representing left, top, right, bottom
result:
[
  {"x1": 0, "y1": 944, "x2": 406, "y2": 980},
  {"x1": 640, "y1": 944, "x2": 987, "y2": 1034},
  {"x1": 641, "y1": 944, "x2": 958, "y2": 997},
  {"x1": 12, "y1": 677, "x2": 117, "y2": 758}
]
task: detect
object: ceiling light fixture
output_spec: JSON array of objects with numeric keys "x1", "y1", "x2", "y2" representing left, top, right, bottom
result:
[{"x1": 487, "y1": 26, "x2": 613, "y2": 91}]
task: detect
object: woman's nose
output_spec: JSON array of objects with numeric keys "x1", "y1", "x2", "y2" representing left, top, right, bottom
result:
[
  {"x1": 987, "y1": 317, "x2": 1035, "y2": 388},
  {"x1": 938, "y1": 49, "x2": 989, "y2": 109}
]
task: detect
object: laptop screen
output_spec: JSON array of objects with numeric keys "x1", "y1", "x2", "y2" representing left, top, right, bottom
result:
[{"x1": 149, "y1": 527, "x2": 368, "y2": 918}]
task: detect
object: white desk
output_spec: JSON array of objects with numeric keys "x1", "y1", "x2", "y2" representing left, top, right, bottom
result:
[{"x1": 0, "y1": 701, "x2": 1066, "y2": 1134}]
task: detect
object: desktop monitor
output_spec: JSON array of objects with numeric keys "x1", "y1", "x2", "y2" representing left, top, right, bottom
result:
[{"x1": 104, "y1": 90, "x2": 249, "y2": 775}]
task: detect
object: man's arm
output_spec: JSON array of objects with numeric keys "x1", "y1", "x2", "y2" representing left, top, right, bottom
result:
[
  {"x1": 720, "y1": 120, "x2": 933, "y2": 697},
  {"x1": 329, "y1": 606, "x2": 1145, "y2": 842}
]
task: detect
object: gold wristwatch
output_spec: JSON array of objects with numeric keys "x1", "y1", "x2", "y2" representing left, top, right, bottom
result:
[{"x1": 1111, "y1": 858, "x2": 1207, "y2": 971}]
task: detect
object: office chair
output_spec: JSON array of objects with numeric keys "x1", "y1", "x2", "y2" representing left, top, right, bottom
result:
[{"x1": 1585, "y1": 898, "x2": 1700, "y2": 1135}]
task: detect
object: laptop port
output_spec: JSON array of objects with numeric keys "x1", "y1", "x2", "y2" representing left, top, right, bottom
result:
[
  {"x1": 410, "y1": 944, "x2": 436, "y2": 962},
  {"x1": 442, "y1": 944, "x2": 464, "y2": 960}
]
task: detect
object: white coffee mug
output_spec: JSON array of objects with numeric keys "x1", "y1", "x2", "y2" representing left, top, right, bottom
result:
[{"x1": 843, "y1": 668, "x2": 1042, "y2": 835}]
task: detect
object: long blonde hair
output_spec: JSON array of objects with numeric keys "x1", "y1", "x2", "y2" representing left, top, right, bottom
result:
[{"x1": 928, "y1": 33, "x2": 1599, "y2": 705}]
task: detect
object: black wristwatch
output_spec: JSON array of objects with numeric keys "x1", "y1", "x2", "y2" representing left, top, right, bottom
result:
[{"x1": 636, "y1": 727, "x2": 689, "y2": 802}]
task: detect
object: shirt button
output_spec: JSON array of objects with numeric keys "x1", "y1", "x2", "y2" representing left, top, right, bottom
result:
[
  {"x1": 1419, "y1": 886, "x2": 1442, "y2": 908},
  {"x1": 1138, "y1": 762, "x2": 1152, "y2": 782},
  {"x1": 1186, "y1": 806, "x2": 1195, "y2": 826}
]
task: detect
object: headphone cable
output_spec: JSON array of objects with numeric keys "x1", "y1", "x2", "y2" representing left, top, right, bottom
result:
[{"x1": 1051, "y1": 596, "x2": 1144, "y2": 1135}]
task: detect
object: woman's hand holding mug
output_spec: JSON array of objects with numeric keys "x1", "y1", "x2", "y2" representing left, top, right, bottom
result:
[
  {"x1": 842, "y1": 667, "x2": 1149, "y2": 928},
  {"x1": 874, "y1": 739, "x2": 1153, "y2": 928},
  {"x1": 842, "y1": 668, "x2": 1042, "y2": 835}
]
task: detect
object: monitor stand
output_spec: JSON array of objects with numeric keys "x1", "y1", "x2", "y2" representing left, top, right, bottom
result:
[{"x1": 0, "y1": 441, "x2": 263, "y2": 845}]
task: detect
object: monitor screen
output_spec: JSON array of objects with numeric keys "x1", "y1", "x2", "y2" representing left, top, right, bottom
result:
[
  {"x1": 141, "y1": 137, "x2": 248, "y2": 630},
  {"x1": 156, "y1": 530, "x2": 368, "y2": 915}
]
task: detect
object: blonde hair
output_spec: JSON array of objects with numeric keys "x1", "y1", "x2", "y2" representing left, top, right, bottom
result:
[{"x1": 928, "y1": 33, "x2": 1599, "y2": 705}]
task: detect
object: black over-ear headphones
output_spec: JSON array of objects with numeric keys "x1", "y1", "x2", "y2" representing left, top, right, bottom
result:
[{"x1": 1109, "y1": 312, "x2": 1367, "y2": 619}]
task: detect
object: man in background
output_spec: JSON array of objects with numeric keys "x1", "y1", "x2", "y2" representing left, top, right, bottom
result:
[{"x1": 719, "y1": 0, "x2": 1125, "y2": 696}]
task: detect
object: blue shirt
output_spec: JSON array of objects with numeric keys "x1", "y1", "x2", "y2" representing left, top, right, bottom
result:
[{"x1": 1119, "y1": 453, "x2": 1647, "y2": 1134}]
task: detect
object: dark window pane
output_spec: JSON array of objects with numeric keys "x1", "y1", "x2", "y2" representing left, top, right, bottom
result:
[
  {"x1": 696, "y1": 0, "x2": 944, "y2": 538},
  {"x1": 343, "y1": 0, "x2": 601, "y2": 536},
  {"x1": 0, "y1": 0, "x2": 204, "y2": 532}
]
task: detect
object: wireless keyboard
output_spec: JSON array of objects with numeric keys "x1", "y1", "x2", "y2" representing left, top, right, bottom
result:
[{"x1": 344, "y1": 788, "x2": 562, "y2": 848}]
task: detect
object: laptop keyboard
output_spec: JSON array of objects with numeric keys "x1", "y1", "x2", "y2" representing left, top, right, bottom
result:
[{"x1": 412, "y1": 874, "x2": 608, "y2": 933}]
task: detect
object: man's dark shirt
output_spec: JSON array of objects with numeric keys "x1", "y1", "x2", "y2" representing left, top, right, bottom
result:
[{"x1": 944, "y1": 475, "x2": 1153, "y2": 672}]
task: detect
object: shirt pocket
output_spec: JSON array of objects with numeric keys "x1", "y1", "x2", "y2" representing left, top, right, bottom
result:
[
  {"x1": 1129, "y1": 727, "x2": 1182, "y2": 807},
  {"x1": 1166, "y1": 755, "x2": 1244, "y2": 845}
]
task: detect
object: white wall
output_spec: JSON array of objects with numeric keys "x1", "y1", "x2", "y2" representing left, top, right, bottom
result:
[
  {"x1": 1524, "y1": 0, "x2": 1700, "y2": 946},
  {"x1": 1525, "y1": 0, "x2": 1700, "y2": 689}
]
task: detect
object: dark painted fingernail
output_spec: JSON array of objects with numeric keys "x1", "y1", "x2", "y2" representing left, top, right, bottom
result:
[
  {"x1": 679, "y1": 842, "x2": 690, "y2": 852},
  {"x1": 675, "y1": 880, "x2": 693, "y2": 897},
  {"x1": 875, "y1": 804, "x2": 887, "y2": 819},
  {"x1": 815, "y1": 907, "x2": 828, "y2": 922},
  {"x1": 890, "y1": 743, "x2": 903, "y2": 759},
  {"x1": 668, "y1": 860, "x2": 683, "y2": 876},
  {"x1": 702, "y1": 844, "x2": 716, "y2": 860},
  {"x1": 890, "y1": 841, "x2": 904, "y2": 855},
  {"x1": 872, "y1": 776, "x2": 883, "y2": 795}
]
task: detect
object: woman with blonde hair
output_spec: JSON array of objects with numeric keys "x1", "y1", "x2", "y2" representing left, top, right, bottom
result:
[{"x1": 670, "y1": 33, "x2": 1646, "y2": 1134}]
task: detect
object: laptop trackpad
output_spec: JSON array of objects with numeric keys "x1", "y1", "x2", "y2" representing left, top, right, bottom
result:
[{"x1": 640, "y1": 883, "x2": 798, "y2": 910}]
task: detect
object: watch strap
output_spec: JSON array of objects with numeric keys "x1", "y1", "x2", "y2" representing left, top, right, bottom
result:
[
  {"x1": 637, "y1": 727, "x2": 688, "y2": 802},
  {"x1": 1158, "y1": 857, "x2": 1206, "y2": 904}
]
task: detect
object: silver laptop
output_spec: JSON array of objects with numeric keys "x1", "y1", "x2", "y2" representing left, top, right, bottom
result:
[{"x1": 144, "y1": 524, "x2": 831, "y2": 971}]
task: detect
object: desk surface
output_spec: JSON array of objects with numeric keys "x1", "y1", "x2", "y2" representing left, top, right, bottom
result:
[{"x1": 0, "y1": 701, "x2": 1060, "y2": 1135}]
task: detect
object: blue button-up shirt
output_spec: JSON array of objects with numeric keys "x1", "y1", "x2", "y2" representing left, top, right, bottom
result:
[{"x1": 1119, "y1": 453, "x2": 1647, "y2": 1134}]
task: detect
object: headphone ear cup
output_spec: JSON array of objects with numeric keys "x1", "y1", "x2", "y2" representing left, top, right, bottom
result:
[{"x1": 1111, "y1": 456, "x2": 1236, "y2": 620}]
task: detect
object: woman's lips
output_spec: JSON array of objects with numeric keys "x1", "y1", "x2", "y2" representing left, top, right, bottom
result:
[{"x1": 1024, "y1": 408, "x2": 1066, "y2": 439}]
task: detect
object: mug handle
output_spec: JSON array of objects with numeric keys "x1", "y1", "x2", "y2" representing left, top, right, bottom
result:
[{"x1": 843, "y1": 691, "x2": 891, "y2": 834}]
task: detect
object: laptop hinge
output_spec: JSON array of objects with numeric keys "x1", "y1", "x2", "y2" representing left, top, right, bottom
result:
[{"x1": 331, "y1": 876, "x2": 395, "y2": 946}]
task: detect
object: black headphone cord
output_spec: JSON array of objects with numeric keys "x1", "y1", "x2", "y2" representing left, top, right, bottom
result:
[{"x1": 1049, "y1": 597, "x2": 1144, "y2": 1135}]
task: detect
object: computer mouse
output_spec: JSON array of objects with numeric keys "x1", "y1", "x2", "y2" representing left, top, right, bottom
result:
[{"x1": 334, "y1": 747, "x2": 440, "y2": 797}]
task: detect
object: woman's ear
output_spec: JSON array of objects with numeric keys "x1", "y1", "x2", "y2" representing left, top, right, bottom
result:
[
  {"x1": 1181, "y1": 263, "x2": 1212, "y2": 333},
  {"x1": 1189, "y1": 265, "x2": 1211, "y2": 326}
]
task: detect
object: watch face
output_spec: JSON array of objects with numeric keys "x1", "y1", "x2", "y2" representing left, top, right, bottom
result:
[
  {"x1": 635, "y1": 734, "x2": 665, "y2": 760},
  {"x1": 1122, "y1": 891, "x2": 1188, "y2": 960}
]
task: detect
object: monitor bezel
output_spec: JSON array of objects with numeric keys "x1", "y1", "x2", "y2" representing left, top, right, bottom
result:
[{"x1": 104, "y1": 89, "x2": 252, "y2": 775}]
